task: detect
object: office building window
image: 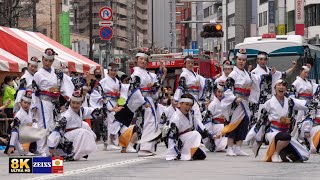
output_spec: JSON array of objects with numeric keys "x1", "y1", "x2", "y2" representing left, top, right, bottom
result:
[
  {"x1": 228, "y1": 16, "x2": 235, "y2": 27},
  {"x1": 204, "y1": 7, "x2": 209, "y2": 18},
  {"x1": 263, "y1": 11, "x2": 267, "y2": 25},
  {"x1": 228, "y1": 41, "x2": 235, "y2": 50},
  {"x1": 287, "y1": 10, "x2": 295, "y2": 32},
  {"x1": 259, "y1": 13, "x2": 262, "y2": 27},
  {"x1": 305, "y1": 4, "x2": 320, "y2": 27}
]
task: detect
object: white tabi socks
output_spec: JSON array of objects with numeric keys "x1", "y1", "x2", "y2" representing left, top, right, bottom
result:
[
  {"x1": 271, "y1": 152, "x2": 281, "y2": 162},
  {"x1": 226, "y1": 146, "x2": 236, "y2": 156},
  {"x1": 234, "y1": 146, "x2": 249, "y2": 156}
]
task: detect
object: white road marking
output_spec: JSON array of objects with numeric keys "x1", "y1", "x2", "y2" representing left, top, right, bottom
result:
[{"x1": 25, "y1": 154, "x2": 164, "y2": 180}]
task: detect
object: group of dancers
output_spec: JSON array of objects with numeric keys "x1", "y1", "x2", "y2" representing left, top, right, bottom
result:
[{"x1": 6, "y1": 47, "x2": 320, "y2": 163}]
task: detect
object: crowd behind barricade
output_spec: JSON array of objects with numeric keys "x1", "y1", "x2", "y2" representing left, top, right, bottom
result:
[{"x1": 1, "y1": 46, "x2": 320, "y2": 164}]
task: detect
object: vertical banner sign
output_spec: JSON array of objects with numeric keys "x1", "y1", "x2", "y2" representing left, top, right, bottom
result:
[
  {"x1": 59, "y1": 12, "x2": 71, "y2": 48},
  {"x1": 268, "y1": 0, "x2": 275, "y2": 33},
  {"x1": 295, "y1": 0, "x2": 305, "y2": 36}
]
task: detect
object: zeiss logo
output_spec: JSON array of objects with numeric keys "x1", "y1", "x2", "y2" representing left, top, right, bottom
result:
[
  {"x1": 32, "y1": 157, "x2": 52, "y2": 173},
  {"x1": 33, "y1": 162, "x2": 52, "y2": 167}
]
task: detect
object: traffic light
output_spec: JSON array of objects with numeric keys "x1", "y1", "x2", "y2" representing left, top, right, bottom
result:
[{"x1": 200, "y1": 23, "x2": 224, "y2": 38}]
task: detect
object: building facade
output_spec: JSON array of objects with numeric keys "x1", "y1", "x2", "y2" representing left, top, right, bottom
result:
[
  {"x1": 257, "y1": 0, "x2": 320, "y2": 44},
  {"x1": 152, "y1": 0, "x2": 171, "y2": 50}
]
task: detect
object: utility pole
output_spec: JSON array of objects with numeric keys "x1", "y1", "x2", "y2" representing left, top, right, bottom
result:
[
  {"x1": 32, "y1": 0, "x2": 37, "y2": 32},
  {"x1": 89, "y1": 0, "x2": 93, "y2": 60},
  {"x1": 50, "y1": 0, "x2": 53, "y2": 38},
  {"x1": 169, "y1": 0, "x2": 176, "y2": 53},
  {"x1": 151, "y1": 0, "x2": 154, "y2": 49},
  {"x1": 105, "y1": 0, "x2": 112, "y2": 68}
]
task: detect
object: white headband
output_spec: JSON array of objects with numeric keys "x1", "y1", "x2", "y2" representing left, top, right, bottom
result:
[
  {"x1": 82, "y1": 86, "x2": 88, "y2": 90},
  {"x1": 21, "y1": 96, "x2": 32, "y2": 102},
  {"x1": 216, "y1": 84, "x2": 224, "y2": 91},
  {"x1": 70, "y1": 96, "x2": 83, "y2": 102},
  {"x1": 223, "y1": 64, "x2": 233, "y2": 69},
  {"x1": 107, "y1": 66, "x2": 119, "y2": 70},
  {"x1": 275, "y1": 79, "x2": 286, "y2": 85},
  {"x1": 302, "y1": 66, "x2": 310, "y2": 72},
  {"x1": 184, "y1": 58, "x2": 193, "y2": 62},
  {"x1": 179, "y1": 98, "x2": 193, "y2": 103},
  {"x1": 257, "y1": 54, "x2": 268, "y2": 59},
  {"x1": 236, "y1": 52, "x2": 247, "y2": 59},
  {"x1": 136, "y1": 53, "x2": 147, "y2": 58},
  {"x1": 29, "y1": 59, "x2": 40, "y2": 66},
  {"x1": 43, "y1": 53, "x2": 55, "y2": 60}
]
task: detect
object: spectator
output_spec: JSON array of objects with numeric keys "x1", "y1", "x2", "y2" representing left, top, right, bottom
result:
[
  {"x1": 0, "y1": 99, "x2": 11, "y2": 112},
  {"x1": 89, "y1": 69, "x2": 102, "y2": 94},
  {"x1": 166, "y1": 86, "x2": 173, "y2": 96},
  {"x1": 21, "y1": 67, "x2": 28, "y2": 76},
  {"x1": 1, "y1": 76, "x2": 16, "y2": 118}
]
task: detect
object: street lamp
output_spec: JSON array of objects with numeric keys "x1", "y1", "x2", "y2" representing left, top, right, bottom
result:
[{"x1": 232, "y1": 23, "x2": 246, "y2": 40}]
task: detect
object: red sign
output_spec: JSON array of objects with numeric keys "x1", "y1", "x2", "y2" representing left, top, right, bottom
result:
[
  {"x1": 52, "y1": 157, "x2": 63, "y2": 174},
  {"x1": 147, "y1": 60, "x2": 184, "y2": 69},
  {"x1": 99, "y1": 7, "x2": 113, "y2": 20},
  {"x1": 295, "y1": 24, "x2": 305, "y2": 36},
  {"x1": 295, "y1": 0, "x2": 304, "y2": 36}
]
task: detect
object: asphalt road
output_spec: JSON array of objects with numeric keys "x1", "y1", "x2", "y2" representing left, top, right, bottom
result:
[{"x1": 1, "y1": 143, "x2": 320, "y2": 180}]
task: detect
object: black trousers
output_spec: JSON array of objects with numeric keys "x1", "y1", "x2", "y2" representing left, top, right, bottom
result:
[
  {"x1": 91, "y1": 116, "x2": 103, "y2": 141},
  {"x1": 226, "y1": 117, "x2": 249, "y2": 141},
  {"x1": 4, "y1": 108, "x2": 13, "y2": 118}
]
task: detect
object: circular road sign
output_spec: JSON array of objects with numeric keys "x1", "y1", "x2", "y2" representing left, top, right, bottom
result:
[
  {"x1": 99, "y1": 6, "x2": 113, "y2": 20},
  {"x1": 100, "y1": 27, "x2": 113, "y2": 41}
]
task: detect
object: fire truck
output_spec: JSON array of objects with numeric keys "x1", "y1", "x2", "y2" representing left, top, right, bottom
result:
[{"x1": 146, "y1": 52, "x2": 221, "y2": 89}]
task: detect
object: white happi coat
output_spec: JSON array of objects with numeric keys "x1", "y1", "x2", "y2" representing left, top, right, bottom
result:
[
  {"x1": 174, "y1": 68, "x2": 203, "y2": 101},
  {"x1": 173, "y1": 68, "x2": 204, "y2": 125},
  {"x1": 120, "y1": 83, "x2": 130, "y2": 101},
  {"x1": 90, "y1": 75, "x2": 121, "y2": 136},
  {"x1": 205, "y1": 96, "x2": 227, "y2": 151},
  {"x1": 9, "y1": 108, "x2": 33, "y2": 152},
  {"x1": 33, "y1": 67, "x2": 74, "y2": 156},
  {"x1": 249, "y1": 65, "x2": 284, "y2": 104},
  {"x1": 166, "y1": 109, "x2": 207, "y2": 161},
  {"x1": 127, "y1": 67, "x2": 158, "y2": 152},
  {"x1": 264, "y1": 96, "x2": 310, "y2": 161},
  {"x1": 292, "y1": 76, "x2": 318, "y2": 137},
  {"x1": 292, "y1": 76, "x2": 318, "y2": 99},
  {"x1": 14, "y1": 71, "x2": 36, "y2": 113},
  {"x1": 246, "y1": 65, "x2": 284, "y2": 141},
  {"x1": 215, "y1": 73, "x2": 228, "y2": 86},
  {"x1": 47, "y1": 107, "x2": 97, "y2": 160},
  {"x1": 221, "y1": 66, "x2": 251, "y2": 133},
  {"x1": 157, "y1": 104, "x2": 176, "y2": 126},
  {"x1": 300, "y1": 110, "x2": 320, "y2": 153},
  {"x1": 81, "y1": 94, "x2": 90, "y2": 107}
]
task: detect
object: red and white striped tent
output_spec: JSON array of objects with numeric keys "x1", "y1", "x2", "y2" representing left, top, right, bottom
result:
[
  {"x1": 0, "y1": 26, "x2": 100, "y2": 73},
  {"x1": 0, "y1": 48, "x2": 27, "y2": 72}
]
